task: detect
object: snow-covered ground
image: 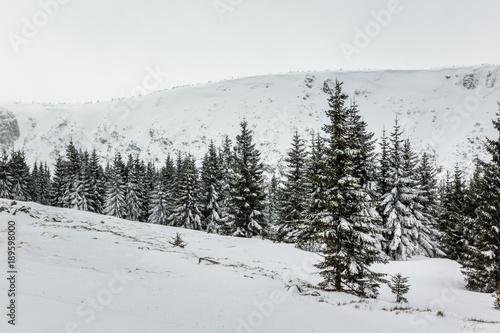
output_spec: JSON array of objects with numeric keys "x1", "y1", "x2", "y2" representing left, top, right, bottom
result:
[
  {"x1": 1, "y1": 65, "x2": 500, "y2": 176},
  {"x1": 0, "y1": 199, "x2": 498, "y2": 333}
]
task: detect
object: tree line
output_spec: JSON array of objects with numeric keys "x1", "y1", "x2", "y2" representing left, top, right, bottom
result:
[{"x1": 0, "y1": 79, "x2": 498, "y2": 299}]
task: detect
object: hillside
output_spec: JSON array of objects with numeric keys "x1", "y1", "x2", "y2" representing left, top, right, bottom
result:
[
  {"x1": 1, "y1": 65, "x2": 500, "y2": 175},
  {"x1": 0, "y1": 199, "x2": 498, "y2": 332}
]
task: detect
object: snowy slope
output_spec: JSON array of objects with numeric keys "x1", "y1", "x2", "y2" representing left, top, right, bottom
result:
[
  {"x1": 2, "y1": 65, "x2": 500, "y2": 175},
  {"x1": 0, "y1": 199, "x2": 499, "y2": 333}
]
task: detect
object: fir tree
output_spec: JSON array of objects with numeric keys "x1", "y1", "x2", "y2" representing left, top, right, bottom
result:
[
  {"x1": 201, "y1": 141, "x2": 224, "y2": 233},
  {"x1": 218, "y1": 136, "x2": 234, "y2": 235},
  {"x1": 388, "y1": 273, "x2": 410, "y2": 303},
  {"x1": 461, "y1": 105, "x2": 500, "y2": 293},
  {"x1": 124, "y1": 155, "x2": 146, "y2": 221},
  {"x1": 70, "y1": 150, "x2": 94, "y2": 211},
  {"x1": 296, "y1": 132, "x2": 326, "y2": 251},
  {"x1": 88, "y1": 150, "x2": 105, "y2": 214},
  {"x1": 103, "y1": 153, "x2": 127, "y2": 218},
  {"x1": 265, "y1": 174, "x2": 280, "y2": 239},
  {"x1": 50, "y1": 156, "x2": 66, "y2": 207},
  {"x1": 169, "y1": 155, "x2": 203, "y2": 230},
  {"x1": 228, "y1": 121, "x2": 267, "y2": 237},
  {"x1": 380, "y1": 119, "x2": 441, "y2": 260},
  {"x1": 38, "y1": 162, "x2": 51, "y2": 206},
  {"x1": 9, "y1": 150, "x2": 32, "y2": 201},
  {"x1": 147, "y1": 179, "x2": 170, "y2": 225},
  {"x1": 277, "y1": 130, "x2": 308, "y2": 242},
  {"x1": 312, "y1": 80, "x2": 386, "y2": 298},
  {"x1": 493, "y1": 284, "x2": 500, "y2": 310},
  {"x1": 377, "y1": 128, "x2": 391, "y2": 202},
  {"x1": 439, "y1": 166, "x2": 467, "y2": 260},
  {"x1": 0, "y1": 151, "x2": 11, "y2": 199},
  {"x1": 61, "y1": 141, "x2": 81, "y2": 208}
]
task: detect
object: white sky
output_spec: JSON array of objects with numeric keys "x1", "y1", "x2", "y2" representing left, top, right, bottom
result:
[{"x1": 0, "y1": 0, "x2": 499, "y2": 103}]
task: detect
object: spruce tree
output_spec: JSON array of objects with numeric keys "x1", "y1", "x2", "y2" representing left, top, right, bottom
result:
[
  {"x1": 103, "y1": 153, "x2": 127, "y2": 218},
  {"x1": 265, "y1": 174, "x2": 280, "y2": 239},
  {"x1": 61, "y1": 141, "x2": 81, "y2": 208},
  {"x1": 388, "y1": 273, "x2": 410, "y2": 303},
  {"x1": 0, "y1": 150, "x2": 11, "y2": 199},
  {"x1": 377, "y1": 128, "x2": 391, "y2": 201},
  {"x1": 218, "y1": 136, "x2": 234, "y2": 235},
  {"x1": 169, "y1": 155, "x2": 203, "y2": 230},
  {"x1": 493, "y1": 284, "x2": 500, "y2": 310},
  {"x1": 439, "y1": 166, "x2": 467, "y2": 260},
  {"x1": 38, "y1": 162, "x2": 51, "y2": 206},
  {"x1": 201, "y1": 141, "x2": 224, "y2": 233},
  {"x1": 228, "y1": 121, "x2": 267, "y2": 237},
  {"x1": 88, "y1": 150, "x2": 105, "y2": 214},
  {"x1": 70, "y1": 150, "x2": 94, "y2": 211},
  {"x1": 124, "y1": 154, "x2": 146, "y2": 221},
  {"x1": 8, "y1": 150, "x2": 32, "y2": 201},
  {"x1": 50, "y1": 156, "x2": 66, "y2": 207},
  {"x1": 296, "y1": 132, "x2": 326, "y2": 251},
  {"x1": 461, "y1": 105, "x2": 500, "y2": 293},
  {"x1": 311, "y1": 80, "x2": 386, "y2": 298},
  {"x1": 277, "y1": 130, "x2": 308, "y2": 242},
  {"x1": 380, "y1": 119, "x2": 441, "y2": 260},
  {"x1": 147, "y1": 178, "x2": 170, "y2": 225}
]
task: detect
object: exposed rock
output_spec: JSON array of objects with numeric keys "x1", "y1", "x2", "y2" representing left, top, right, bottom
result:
[{"x1": 0, "y1": 108, "x2": 20, "y2": 151}]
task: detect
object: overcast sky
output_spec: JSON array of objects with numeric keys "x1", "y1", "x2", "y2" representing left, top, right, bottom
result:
[{"x1": 0, "y1": 0, "x2": 498, "y2": 103}]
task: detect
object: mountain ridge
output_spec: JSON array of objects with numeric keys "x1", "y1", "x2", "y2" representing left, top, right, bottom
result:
[{"x1": 1, "y1": 65, "x2": 499, "y2": 176}]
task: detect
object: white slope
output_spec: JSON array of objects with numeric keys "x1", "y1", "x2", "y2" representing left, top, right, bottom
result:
[
  {"x1": 0, "y1": 199, "x2": 498, "y2": 333},
  {"x1": 2, "y1": 65, "x2": 500, "y2": 175}
]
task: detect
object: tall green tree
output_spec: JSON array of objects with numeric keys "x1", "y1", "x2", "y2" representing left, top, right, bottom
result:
[
  {"x1": 277, "y1": 130, "x2": 308, "y2": 242},
  {"x1": 228, "y1": 121, "x2": 267, "y2": 237},
  {"x1": 311, "y1": 80, "x2": 386, "y2": 297},
  {"x1": 461, "y1": 105, "x2": 500, "y2": 293}
]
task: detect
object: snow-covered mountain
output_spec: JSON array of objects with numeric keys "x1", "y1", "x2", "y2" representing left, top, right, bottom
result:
[
  {"x1": 0, "y1": 199, "x2": 498, "y2": 333},
  {"x1": 1, "y1": 65, "x2": 500, "y2": 175}
]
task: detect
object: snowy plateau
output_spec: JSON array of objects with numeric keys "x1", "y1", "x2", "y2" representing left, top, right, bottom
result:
[
  {"x1": 1, "y1": 65, "x2": 500, "y2": 176},
  {"x1": 0, "y1": 199, "x2": 499, "y2": 333}
]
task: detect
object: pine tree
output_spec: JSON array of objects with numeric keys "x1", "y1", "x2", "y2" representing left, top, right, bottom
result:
[
  {"x1": 277, "y1": 130, "x2": 308, "y2": 242},
  {"x1": 439, "y1": 166, "x2": 467, "y2": 260},
  {"x1": 88, "y1": 150, "x2": 105, "y2": 214},
  {"x1": 147, "y1": 178, "x2": 170, "y2": 225},
  {"x1": 61, "y1": 141, "x2": 81, "y2": 208},
  {"x1": 388, "y1": 273, "x2": 410, "y2": 303},
  {"x1": 9, "y1": 150, "x2": 32, "y2": 201},
  {"x1": 70, "y1": 150, "x2": 94, "y2": 211},
  {"x1": 377, "y1": 128, "x2": 391, "y2": 201},
  {"x1": 265, "y1": 174, "x2": 280, "y2": 239},
  {"x1": 0, "y1": 150, "x2": 11, "y2": 199},
  {"x1": 493, "y1": 284, "x2": 500, "y2": 310},
  {"x1": 159, "y1": 155, "x2": 176, "y2": 220},
  {"x1": 296, "y1": 132, "x2": 326, "y2": 251},
  {"x1": 380, "y1": 119, "x2": 441, "y2": 260},
  {"x1": 218, "y1": 136, "x2": 234, "y2": 235},
  {"x1": 461, "y1": 105, "x2": 500, "y2": 293},
  {"x1": 124, "y1": 154, "x2": 146, "y2": 221},
  {"x1": 201, "y1": 141, "x2": 224, "y2": 233},
  {"x1": 169, "y1": 155, "x2": 203, "y2": 230},
  {"x1": 228, "y1": 121, "x2": 267, "y2": 237},
  {"x1": 311, "y1": 80, "x2": 386, "y2": 298},
  {"x1": 38, "y1": 162, "x2": 51, "y2": 206},
  {"x1": 347, "y1": 100, "x2": 377, "y2": 190},
  {"x1": 103, "y1": 153, "x2": 127, "y2": 218},
  {"x1": 50, "y1": 156, "x2": 66, "y2": 207},
  {"x1": 30, "y1": 163, "x2": 40, "y2": 202}
]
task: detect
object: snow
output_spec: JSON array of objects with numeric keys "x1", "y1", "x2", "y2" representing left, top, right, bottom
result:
[
  {"x1": 2, "y1": 65, "x2": 500, "y2": 177},
  {"x1": 0, "y1": 199, "x2": 499, "y2": 332}
]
